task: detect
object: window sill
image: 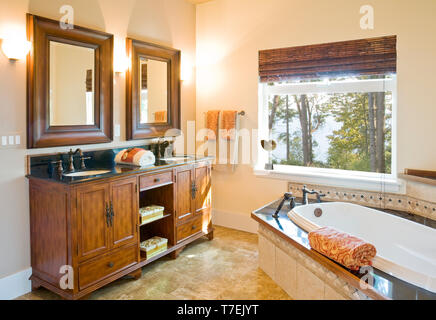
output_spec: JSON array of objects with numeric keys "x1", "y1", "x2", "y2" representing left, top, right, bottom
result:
[{"x1": 253, "y1": 165, "x2": 404, "y2": 194}]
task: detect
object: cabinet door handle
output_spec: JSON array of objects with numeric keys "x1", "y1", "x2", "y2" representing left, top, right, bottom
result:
[
  {"x1": 192, "y1": 225, "x2": 197, "y2": 230},
  {"x1": 110, "y1": 202, "x2": 114, "y2": 227},
  {"x1": 107, "y1": 262, "x2": 114, "y2": 268},
  {"x1": 105, "y1": 203, "x2": 110, "y2": 227},
  {"x1": 154, "y1": 178, "x2": 160, "y2": 183},
  {"x1": 191, "y1": 182, "x2": 196, "y2": 200}
]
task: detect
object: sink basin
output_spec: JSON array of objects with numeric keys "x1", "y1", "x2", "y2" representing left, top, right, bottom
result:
[
  {"x1": 160, "y1": 155, "x2": 193, "y2": 161},
  {"x1": 63, "y1": 170, "x2": 111, "y2": 177}
]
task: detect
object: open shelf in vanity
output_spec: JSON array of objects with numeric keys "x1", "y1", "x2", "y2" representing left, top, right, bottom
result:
[{"x1": 138, "y1": 177, "x2": 176, "y2": 263}]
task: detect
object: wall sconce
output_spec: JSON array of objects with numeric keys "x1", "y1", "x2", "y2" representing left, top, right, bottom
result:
[
  {"x1": 114, "y1": 54, "x2": 129, "y2": 74},
  {"x1": 181, "y1": 64, "x2": 193, "y2": 84},
  {"x1": 1, "y1": 38, "x2": 31, "y2": 61}
]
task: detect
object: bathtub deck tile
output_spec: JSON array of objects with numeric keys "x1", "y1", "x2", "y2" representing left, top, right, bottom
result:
[
  {"x1": 275, "y1": 247, "x2": 297, "y2": 298},
  {"x1": 296, "y1": 263, "x2": 324, "y2": 300}
]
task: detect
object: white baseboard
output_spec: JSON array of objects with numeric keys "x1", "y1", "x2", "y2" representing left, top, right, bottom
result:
[
  {"x1": 212, "y1": 209, "x2": 258, "y2": 234},
  {"x1": 0, "y1": 268, "x2": 32, "y2": 300}
]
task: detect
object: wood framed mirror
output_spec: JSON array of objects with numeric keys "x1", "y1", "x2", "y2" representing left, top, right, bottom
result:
[
  {"x1": 126, "y1": 38, "x2": 181, "y2": 140},
  {"x1": 27, "y1": 14, "x2": 113, "y2": 148}
]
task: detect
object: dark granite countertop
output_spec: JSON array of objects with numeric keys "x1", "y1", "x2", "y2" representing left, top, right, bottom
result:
[
  {"x1": 26, "y1": 146, "x2": 213, "y2": 185},
  {"x1": 252, "y1": 198, "x2": 436, "y2": 300}
]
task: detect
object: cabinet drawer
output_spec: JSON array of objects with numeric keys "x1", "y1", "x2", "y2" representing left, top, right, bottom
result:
[
  {"x1": 139, "y1": 171, "x2": 173, "y2": 191},
  {"x1": 78, "y1": 245, "x2": 138, "y2": 290},
  {"x1": 177, "y1": 216, "x2": 202, "y2": 243}
]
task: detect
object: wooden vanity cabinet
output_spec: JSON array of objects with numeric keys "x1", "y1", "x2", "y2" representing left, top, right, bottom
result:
[
  {"x1": 75, "y1": 177, "x2": 138, "y2": 262},
  {"x1": 175, "y1": 161, "x2": 212, "y2": 243},
  {"x1": 29, "y1": 175, "x2": 140, "y2": 299},
  {"x1": 28, "y1": 160, "x2": 213, "y2": 300}
]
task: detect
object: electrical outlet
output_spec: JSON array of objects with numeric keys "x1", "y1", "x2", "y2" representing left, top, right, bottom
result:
[{"x1": 0, "y1": 133, "x2": 22, "y2": 148}]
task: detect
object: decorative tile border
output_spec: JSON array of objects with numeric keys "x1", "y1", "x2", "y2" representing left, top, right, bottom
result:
[{"x1": 288, "y1": 182, "x2": 436, "y2": 221}]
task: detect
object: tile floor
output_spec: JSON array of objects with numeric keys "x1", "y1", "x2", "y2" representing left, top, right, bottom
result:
[{"x1": 18, "y1": 226, "x2": 291, "y2": 300}]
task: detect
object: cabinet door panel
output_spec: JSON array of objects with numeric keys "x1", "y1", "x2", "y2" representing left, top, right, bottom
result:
[
  {"x1": 175, "y1": 166, "x2": 194, "y2": 224},
  {"x1": 110, "y1": 177, "x2": 138, "y2": 248},
  {"x1": 76, "y1": 183, "x2": 110, "y2": 261},
  {"x1": 195, "y1": 165, "x2": 211, "y2": 214}
]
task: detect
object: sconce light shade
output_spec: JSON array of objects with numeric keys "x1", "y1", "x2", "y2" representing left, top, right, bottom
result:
[
  {"x1": 114, "y1": 54, "x2": 129, "y2": 73},
  {"x1": 1, "y1": 38, "x2": 31, "y2": 60},
  {"x1": 181, "y1": 64, "x2": 193, "y2": 83}
]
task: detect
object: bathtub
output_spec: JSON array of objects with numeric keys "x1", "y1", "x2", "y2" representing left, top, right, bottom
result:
[{"x1": 288, "y1": 202, "x2": 436, "y2": 293}]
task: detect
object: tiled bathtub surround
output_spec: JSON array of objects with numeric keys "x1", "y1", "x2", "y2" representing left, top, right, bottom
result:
[
  {"x1": 252, "y1": 199, "x2": 436, "y2": 300},
  {"x1": 288, "y1": 182, "x2": 436, "y2": 223},
  {"x1": 258, "y1": 224, "x2": 368, "y2": 300}
]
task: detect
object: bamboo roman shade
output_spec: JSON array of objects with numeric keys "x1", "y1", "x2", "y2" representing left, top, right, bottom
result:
[{"x1": 259, "y1": 36, "x2": 396, "y2": 82}]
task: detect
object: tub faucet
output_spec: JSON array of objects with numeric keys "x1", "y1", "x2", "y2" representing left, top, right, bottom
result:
[
  {"x1": 302, "y1": 185, "x2": 325, "y2": 205},
  {"x1": 272, "y1": 192, "x2": 295, "y2": 219}
]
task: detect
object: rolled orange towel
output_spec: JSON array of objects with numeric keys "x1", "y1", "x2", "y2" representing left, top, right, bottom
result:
[
  {"x1": 308, "y1": 227, "x2": 377, "y2": 270},
  {"x1": 114, "y1": 148, "x2": 155, "y2": 167}
]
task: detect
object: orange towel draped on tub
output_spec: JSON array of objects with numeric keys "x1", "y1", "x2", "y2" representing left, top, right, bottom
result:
[{"x1": 308, "y1": 227, "x2": 377, "y2": 270}]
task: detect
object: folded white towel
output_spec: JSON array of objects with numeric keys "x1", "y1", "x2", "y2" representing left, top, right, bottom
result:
[{"x1": 115, "y1": 148, "x2": 155, "y2": 167}]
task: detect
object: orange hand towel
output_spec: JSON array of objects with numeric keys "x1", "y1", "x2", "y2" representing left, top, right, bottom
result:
[
  {"x1": 154, "y1": 111, "x2": 167, "y2": 122},
  {"x1": 308, "y1": 227, "x2": 377, "y2": 270},
  {"x1": 221, "y1": 110, "x2": 237, "y2": 141},
  {"x1": 206, "y1": 110, "x2": 220, "y2": 140}
]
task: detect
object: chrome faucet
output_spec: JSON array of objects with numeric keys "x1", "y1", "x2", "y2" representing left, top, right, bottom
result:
[{"x1": 302, "y1": 185, "x2": 326, "y2": 205}]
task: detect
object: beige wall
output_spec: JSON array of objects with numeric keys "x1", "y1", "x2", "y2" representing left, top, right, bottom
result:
[
  {"x1": 0, "y1": 0, "x2": 196, "y2": 279},
  {"x1": 196, "y1": 0, "x2": 436, "y2": 226}
]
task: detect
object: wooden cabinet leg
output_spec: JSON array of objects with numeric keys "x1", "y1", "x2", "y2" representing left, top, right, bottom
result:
[
  {"x1": 206, "y1": 231, "x2": 214, "y2": 241},
  {"x1": 170, "y1": 247, "x2": 185, "y2": 259},
  {"x1": 31, "y1": 278, "x2": 41, "y2": 291},
  {"x1": 127, "y1": 268, "x2": 142, "y2": 280}
]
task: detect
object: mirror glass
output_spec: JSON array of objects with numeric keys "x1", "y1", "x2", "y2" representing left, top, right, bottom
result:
[
  {"x1": 139, "y1": 56, "x2": 168, "y2": 124},
  {"x1": 49, "y1": 41, "x2": 95, "y2": 126}
]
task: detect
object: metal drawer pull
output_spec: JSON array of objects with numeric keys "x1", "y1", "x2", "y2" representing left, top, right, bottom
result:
[
  {"x1": 154, "y1": 178, "x2": 160, "y2": 183},
  {"x1": 192, "y1": 225, "x2": 197, "y2": 230},
  {"x1": 107, "y1": 262, "x2": 114, "y2": 268}
]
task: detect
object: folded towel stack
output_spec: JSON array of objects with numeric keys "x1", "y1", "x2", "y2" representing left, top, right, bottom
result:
[
  {"x1": 308, "y1": 226, "x2": 377, "y2": 270},
  {"x1": 115, "y1": 148, "x2": 155, "y2": 167}
]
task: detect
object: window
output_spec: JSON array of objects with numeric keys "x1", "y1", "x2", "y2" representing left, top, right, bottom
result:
[
  {"x1": 257, "y1": 36, "x2": 398, "y2": 190},
  {"x1": 262, "y1": 75, "x2": 395, "y2": 175}
]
